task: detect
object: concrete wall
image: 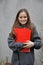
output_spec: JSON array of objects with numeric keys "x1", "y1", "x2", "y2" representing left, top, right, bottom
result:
[{"x1": 0, "y1": 0, "x2": 43, "y2": 65}]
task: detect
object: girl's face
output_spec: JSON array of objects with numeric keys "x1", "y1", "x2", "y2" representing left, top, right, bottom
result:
[{"x1": 18, "y1": 11, "x2": 28, "y2": 25}]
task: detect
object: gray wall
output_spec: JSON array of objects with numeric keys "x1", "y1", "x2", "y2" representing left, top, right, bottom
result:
[{"x1": 0, "y1": 0, "x2": 43, "y2": 65}]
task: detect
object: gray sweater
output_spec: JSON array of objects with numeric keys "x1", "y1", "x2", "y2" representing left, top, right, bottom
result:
[{"x1": 8, "y1": 25, "x2": 41, "y2": 65}]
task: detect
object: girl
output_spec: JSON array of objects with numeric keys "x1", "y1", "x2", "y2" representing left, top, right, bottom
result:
[{"x1": 8, "y1": 9, "x2": 41, "y2": 65}]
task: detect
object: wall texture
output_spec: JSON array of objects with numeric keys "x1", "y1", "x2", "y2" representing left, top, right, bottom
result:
[{"x1": 0, "y1": 0, "x2": 43, "y2": 65}]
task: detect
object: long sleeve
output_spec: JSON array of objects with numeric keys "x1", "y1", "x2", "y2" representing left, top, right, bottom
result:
[
  {"x1": 32, "y1": 26, "x2": 42, "y2": 49},
  {"x1": 8, "y1": 34, "x2": 23, "y2": 51}
]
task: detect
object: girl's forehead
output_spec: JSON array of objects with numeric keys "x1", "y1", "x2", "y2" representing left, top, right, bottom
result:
[{"x1": 19, "y1": 11, "x2": 27, "y2": 16}]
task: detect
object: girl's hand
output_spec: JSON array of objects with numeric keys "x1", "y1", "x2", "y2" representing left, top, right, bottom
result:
[{"x1": 23, "y1": 40, "x2": 35, "y2": 48}]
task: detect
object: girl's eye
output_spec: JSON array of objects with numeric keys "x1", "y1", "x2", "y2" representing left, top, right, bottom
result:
[
  {"x1": 20, "y1": 16, "x2": 27, "y2": 18},
  {"x1": 24, "y1": 16, "x2": 27, "y2": 18},
  {"x1": 20, "y1": 17, "x2": 22, "y2": 18}
]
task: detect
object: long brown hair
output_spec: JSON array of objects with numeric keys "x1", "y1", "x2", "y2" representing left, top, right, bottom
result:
[{"x1": 11, "y1": 8, "x2": 34, "y2": 35}]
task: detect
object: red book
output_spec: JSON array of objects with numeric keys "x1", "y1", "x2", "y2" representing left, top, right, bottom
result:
[{"x1": 13, "y1": 28, "x2": 32, "y2": 52}]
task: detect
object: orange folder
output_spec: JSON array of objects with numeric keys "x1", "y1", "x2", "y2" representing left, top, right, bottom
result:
[{"x1": 13, "y1": 28, "x2": 31, "y2": 52}]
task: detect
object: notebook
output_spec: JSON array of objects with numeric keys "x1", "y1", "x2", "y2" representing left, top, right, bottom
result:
[{"x1": 13, "y1": 28, "x2": 32, "y2": 52}]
